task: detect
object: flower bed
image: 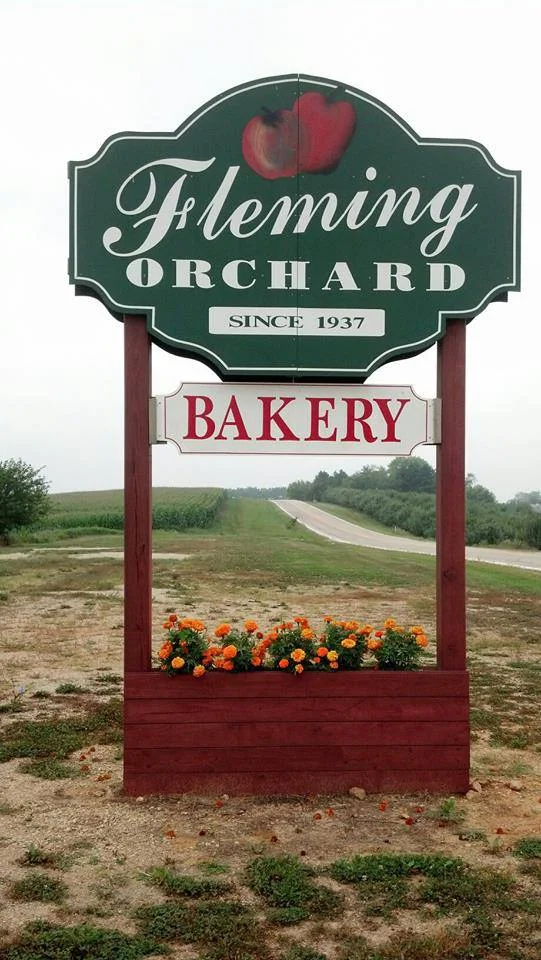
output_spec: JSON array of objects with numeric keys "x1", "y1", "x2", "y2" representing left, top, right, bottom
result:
[
  {"x1": 157, "y1": 614, "x2": 430, "y2": 676},
  {"x1": 123, "y1": 612, "x2": 469, "y2": 797}
]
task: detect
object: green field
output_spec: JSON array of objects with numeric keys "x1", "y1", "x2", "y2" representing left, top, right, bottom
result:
[{"x1": 33, "y1": 486, "x2": 227, "y2": 534}]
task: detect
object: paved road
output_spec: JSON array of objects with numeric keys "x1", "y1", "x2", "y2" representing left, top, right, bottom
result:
[{"x1": 272, "y1": 499, "x2": 541, "y2": 573}]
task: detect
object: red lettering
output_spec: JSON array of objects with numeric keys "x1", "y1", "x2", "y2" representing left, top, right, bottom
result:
[
  {"x1": 183, "y1": 395, "x2": 215, "y2": 439},
  {"x1": 341, "y1": 397, "x2": 377, "y2": 443},
  {"x1": 374, "y1": 397, "x2": 410, "y2": 442},
  {"x1": 256, "y1": 396, "x2": 298, "y2": 441},
  {"x1": 306, "y1": 398, "x2": 337, "y2": 441},
  {"x1": 215, "y1": 395, "x2": 250, "y2": 440}
]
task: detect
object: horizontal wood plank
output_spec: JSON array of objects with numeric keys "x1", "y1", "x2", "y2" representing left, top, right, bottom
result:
[
  {"x1": 124, "y1": 744, "x2": 467, "y2": 774},
  {"x1": 123, "y1": 768, "x2": 470, "y2": 796},
  {"x1": 124, "y1": 696, "x2": 469, "y2": 724},
  {"x1": 125, "y1": 670, "x2": 469, "y2": 699},
  {"x1": 124, "y1": 720, "x2": 469, "y2": 749}
]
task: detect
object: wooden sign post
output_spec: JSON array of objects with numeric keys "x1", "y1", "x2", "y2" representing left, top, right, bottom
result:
[{"x1": 69, "y1": 74, "x2": 519, "y2": 796}]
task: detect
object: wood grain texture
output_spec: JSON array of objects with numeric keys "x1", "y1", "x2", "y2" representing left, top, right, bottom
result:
[
  {"x1": 125, "y1": 670, "x2": 469, "y2": 699},
  {"x1": 124, "y1": 696, "x2": 470, "y2": 725},
  {"x1": 437, "y1": 319, "x2": 466, "y2": 671},
  {"x1": 124, "y1": 316, "x2": 152, "y2": 674}
]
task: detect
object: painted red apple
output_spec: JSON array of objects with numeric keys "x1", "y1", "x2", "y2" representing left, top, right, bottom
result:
[
  {"x1": 294, "y1": 91, "x2": 356, "y2": 174},
  {"x1": 242, "y1": 107, "x2": 300, "y2": 180}
]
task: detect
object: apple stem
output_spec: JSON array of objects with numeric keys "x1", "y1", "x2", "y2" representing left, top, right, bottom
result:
[{"x1": 261, "y1": 105, "x2": 281, "y2": 126}]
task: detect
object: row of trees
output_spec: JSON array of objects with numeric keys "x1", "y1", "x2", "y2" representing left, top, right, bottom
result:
[{"x1": 287, "y1": 459, "x2": 541, "y2": 549}]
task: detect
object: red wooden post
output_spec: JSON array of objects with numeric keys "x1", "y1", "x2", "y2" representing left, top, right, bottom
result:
[
  {"x1": 124, "y1": 315, "x2": 152, "y2": 673},
  {"x1": 436, "y1": 319, "x2": 466, "y2": 670}
]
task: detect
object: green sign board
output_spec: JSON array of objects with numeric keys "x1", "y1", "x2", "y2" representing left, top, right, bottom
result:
[{"x1": 69, "y1": 74, "x2": 520, "y2": 381}]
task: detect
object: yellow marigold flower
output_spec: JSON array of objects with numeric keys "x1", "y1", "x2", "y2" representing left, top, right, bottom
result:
[
  {"x1": 222, "y1": 644, "x2": 237, "y2": 659},
  {"x1": 294, "y1": 664, "x2": 304, "y2": 674},
  {"x1": 317, "y1": 646, "x2": 329, "y2": 658},
  {"x1": 244, "y1": 619, "x2": 258, "y2": 633},
  {"x1": 301, "y1": 628, "x2": 314, "y2": 640},
  {"x1": 278, "y1": 658, "x2": 289, "y2": 669},
  {"x1": 327, "y1": 650, "x2": 339, "y2": 662},
  {"x1": 329, "y1": 661, "x2": 339, "y2": 670},
  {"x1": 171, "y1": 656, "x2": 185, "y2": 669},
  {"x1": 215, "y1": 623, "x2": 231, "y2": 638},
  {"x1": 193, "y1": 665, "x2": 205, "y2": 678},
  {"x1": 416, "y1": 634, "x2": 429, "y2": 647},
  {"x1": 341, "y1": 637, "x2": 356, "y2": 649},
  {"x1": 291, "y1": 648, "x2": 307, "y2": 662},
  {"x1": 383, "y1": 618, "x2": 397, "y2": 629},
  {"x1": 367, "y1": 638, "x2": 383, "y2": 651}
]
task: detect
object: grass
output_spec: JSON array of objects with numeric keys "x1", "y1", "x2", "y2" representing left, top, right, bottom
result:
[
  {"x1": 317, "y1": 501, "x2": 420, "y2": 538},
  {"x1": 246, "y1": 854, "x2": 342, "y2": 922},
  {"x1": 0, "y1": 699, "x2": 122, "y2": 772},
  {"x1": 8, "y1": 873, "x2": 68, "y2": 903},
  {"x1": 139, "y1": 866, "x2": 231, "y2": 898},
  {"x1": 134, "y1": 899, "x2": 267, "y2": 959},
  {"x1": 0, "y1": 920, "x2": 166, "y2": 960},
  {"x1": 513, "y1": 838, "x2": 541, "y2": 859}
]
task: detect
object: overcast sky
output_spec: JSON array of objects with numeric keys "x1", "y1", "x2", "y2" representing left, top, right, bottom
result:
[{"x1": 1, "y1": 0, "x2": 538, "y2": 501}]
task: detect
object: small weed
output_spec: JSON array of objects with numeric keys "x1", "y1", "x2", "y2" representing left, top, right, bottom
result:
[
  {"x1": 426, "y1": 796, "x2": 466, "y2": 826},
  {"x1": 32, "y1": 690, "x2": 52, "y2": 699},
  {"x1": 0, "y1": 920, "x2": 166, "y2": 959},
  {"x1": 421, "y1": 864, "x2": 514, "y2": 912},
  {"x1": 17, "y1": 843, "x2": 60, "y2": 868},
  {"x1": 246, "y1": 855, "x2": 342, "y2": 921},
  {"x1": 267, "y1": 906, "x2": 308, "y2": 924},
  {"x1": 8, "y1": 873, "x2": 68, "y2": 903},
  {"x1": 198, "y1": 859, "x2": 230, "y2": 875},
  {"x1": 140, "y1": 866, "x2": 231, "y2": 898},
  {"x1": 513, "y1": 837, "x2": 541, "y2": 859},
  {"x1": 0, "y1": 802, "x2": 17, "y2": 815},
  {"x1": 283, "y1": 946, "x2": 328, "y2": 960},
  {"x1": 55, "y1": 682, "x2": 87, "y2": 694},
  {"x1": 458, "y1": 829, "x2": 488, "y2": 842},
  {"x1": 0, "y1": 701, "x2": 25, "y2": 714},
  {"x1": 93, "y1": 673, "x2": 122, "y2": 685},
  {"x1": 20, "y1": 758, "x2": 80, "y2": 780},
  {"x1": 330, "y1": 853, "x2": 463, "y2": 883}
]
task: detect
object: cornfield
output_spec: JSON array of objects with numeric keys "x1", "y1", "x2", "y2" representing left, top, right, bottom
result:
[{"x1": 41, "y1": 488, "x2": 226, "y2": 531}]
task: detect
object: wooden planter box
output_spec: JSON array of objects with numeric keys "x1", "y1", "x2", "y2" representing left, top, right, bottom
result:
[{"x1": 124, "y1": 669, "x2": 469, "y2": 796}]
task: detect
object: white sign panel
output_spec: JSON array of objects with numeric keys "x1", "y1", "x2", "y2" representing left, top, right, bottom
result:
[{"x1": 153, "y1": 384, "x2": 439, "y2": 456}]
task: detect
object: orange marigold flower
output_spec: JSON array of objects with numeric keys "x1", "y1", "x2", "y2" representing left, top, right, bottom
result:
[
  {"x1": 313, "y1": 656, "x2": 321, "y2": 664},
  {"x1": 291, "y1": 648, "x2": 306, "y2": 663},
  {"x1": 267, "y1": 631, "x2": 278, "y2": 643},
  {"x1": 171, "y1": 656, "x2": 185, "y2": 669},
  {"x1": 416, "y1": 634, "x2": 429, "y2": 647},
  {"x1": 244, "y1": 619, "x2": 258, "y2": 633},
  {"x1": 222, "y1": 660, "x2": 234, "y2": 671},
  {"x1": 374, "y1": 630, "x2": 383, "y2": 638},
  {"x1": 330, "y1": 661, "x2": 339, "y2": 670},
  {"x1": 222, "y1": 644, "x2": 237, "y2": 659},
  {"x1": 251, "y1": 656, "x2": 262, "y2": 667},
  {"x1": 317, "y1": 646, "x2": 329, "y2": 658},
  {"x1": 215, "y1": 623, "x2": 231, "y2": 638},
  {"x1": 327, "y1": 650, "x2": 339, "y2": 661},
  {"x1": 193, "y1": 665, "x2": 205, "y2": 678},
  {"x1": 294, "y1": 664, "x2": 304, "y2": 674},
  {"x1": 367, "y1": 638, "x2": 383, "y2": 651},
  {"x1": 383, "y1": 618, "x2": 397, "y2": 629},
  {"x1": 162, "y1": 621, "x2": 172, "y2": 630},
  {"x1": 410, "y1": 625, "x2": 424, "y2": 635},
  {"x1": 323, "y1": 615, "x2": 333, "y2": 623},
  {"x1": 360, "y1": 624, "x2": 373, "y2": 635},
  {"x1": 344, "y1": 620, "x2": 359, "y2": 631},
  {"x1": 158, "y1": 642, "x2": 173, "y2": 659},
  {"x1": 341, "y1": 637, "x2": 356, "y2": 649},
  {"x1": 278, "y1": 659, "x2": 289, "y2": 669},
  {"x1": 301, "y1": 628, "x2": 314, "y2": 639},
  {"x1": 207, "y1": 645, "x2": 221, "y2": 656},
  {"x1": 256, "y1": 631, "x2": 264, "y2": 639}
]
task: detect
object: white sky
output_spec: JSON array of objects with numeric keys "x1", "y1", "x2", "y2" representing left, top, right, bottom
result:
[{"x1": 0, "y1": 0, "x2": 538, "y2": 501}]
